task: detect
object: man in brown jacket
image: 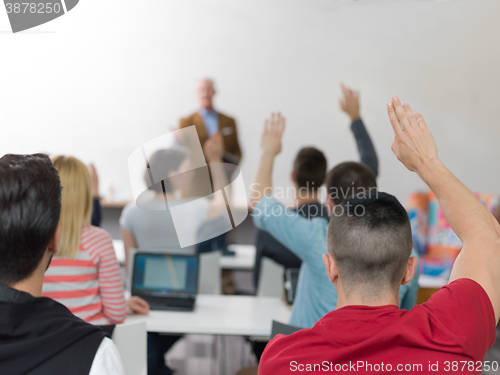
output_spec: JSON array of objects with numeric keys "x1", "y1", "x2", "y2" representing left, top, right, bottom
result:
[{"x1": 179, "y1": 78, "x2": 242, "y2": 164}]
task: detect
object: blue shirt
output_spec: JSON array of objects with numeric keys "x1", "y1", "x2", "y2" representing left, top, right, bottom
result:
[
  {"x1": 253, "y1": 195, "x2": 420, "y2": 328},
  {"x1": 199, "y1": 108, "x2": 219, "y2": 136}
]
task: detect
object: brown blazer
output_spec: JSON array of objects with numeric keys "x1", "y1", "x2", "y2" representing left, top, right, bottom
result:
[{"x1": 179, "y1": 111, "x2": 242, "y2": 164}]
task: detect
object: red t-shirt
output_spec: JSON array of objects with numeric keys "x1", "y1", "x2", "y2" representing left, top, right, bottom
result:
[{"x1": 259, "y1": 279, "x2": 496, "y2": 374}]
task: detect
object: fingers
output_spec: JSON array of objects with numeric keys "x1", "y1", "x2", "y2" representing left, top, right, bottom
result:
[
  {"x1": 403, "y1": 103, "x2": 418, "y2": 128},
  {"x1": 341, "y1": 82, "x2": 349, "y2": 98},
  {"x1": 387, "y1": 101, "x2": 403, "y2": 136},
  {"x1": 392, "y1": 96, "x2": 411, "y2": 131},
  {"x1": 415, "y1": 112, "x2": 428, "y2": 128}
]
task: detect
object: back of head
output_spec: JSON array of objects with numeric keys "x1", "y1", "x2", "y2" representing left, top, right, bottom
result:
[
  {"x1": 144, "y1": 148, "x2": 188, "y2": 194},
  {"x1": 293, "y1": 147, "x2": 327, "y2": 193},
  {"x1": 327, "y1": 192, "x2": 412, "y2": 296},
  {"x1": 0, "y1": 154, "x2": 61, "y2": 285},
  {"x1": 326, "y1": 161, "x2": 377, "y2": 205},
  {"x1": 51, "y1": 155, "x2": 92, "y2": 259}
]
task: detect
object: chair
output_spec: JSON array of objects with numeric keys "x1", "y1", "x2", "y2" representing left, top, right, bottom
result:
[
  {"x1": 198, "y1": 250, "x2": 222, "y2": 294},
  {"x1": 256, "y1": 257, "x2": 284, "y2": 298},
  {"x1": 112, "y1": 320, "x2": 147, "y2": 375}
]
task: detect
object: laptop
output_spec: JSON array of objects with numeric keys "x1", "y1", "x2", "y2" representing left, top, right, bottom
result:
[{"x1": 131, "y1": 252, "x2": 199, "y2": 311}]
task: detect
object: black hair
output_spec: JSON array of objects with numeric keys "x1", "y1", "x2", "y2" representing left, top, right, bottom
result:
[
  {"x1": 326, "y1": 161, "x2": 377, "y2": 205},
  {"x1": 293, "y1": 147, "x2": 327, "y2": 193},
  {"x1": 327, "y1": 192, "x2": 412, "y2": 293},
  {"x1": 0, "y1": 154, "x2": 62, "y2": 285},
  {"x1": 144, "y1": 149, "x2": 188, "y2": 193}
]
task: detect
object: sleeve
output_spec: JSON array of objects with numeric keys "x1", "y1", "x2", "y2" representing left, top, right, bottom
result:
[
  {"x1": 423, "y1": 278, "x2": 496, "y2": 359},
  {"x1": 88, "y1": 337, "x2": 126, "y2": 375},
  {"x1": 351, "y1": 119, "x2": 379, "y2": 177},
  {"x1": 252, "y1": 195, "x2": 323, "y2": 263},
  {"x1": 91, "y1": 198, "x2": 102, "y2": 227},
  {"x1": 95, "y1": 231, "x2": 128, "y2": 323},
  {"x1": 119, "y1": 203, "x2": 134, "y2": 232},
  {"x1": 179, "y1": 116, "x2": 189, "y2": 129}
]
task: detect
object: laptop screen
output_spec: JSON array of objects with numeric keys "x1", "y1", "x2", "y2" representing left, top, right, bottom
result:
[{"x1": 132, "y1": 253, "x2": 198, "y2": 296}]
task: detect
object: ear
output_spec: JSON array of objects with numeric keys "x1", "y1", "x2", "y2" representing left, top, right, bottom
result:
[
  {"x1": 290, "y1": 170, "x2": 296, "y2": 183},
  {"x1": 401, "y1": 255, "x2": 418, "y2": 285},
  {"x1": 322, "y1": 253, "x2": 339, "y2": 284},
  {"x1": 48, "y1": 225, "x2": 61, "y2": 256}
]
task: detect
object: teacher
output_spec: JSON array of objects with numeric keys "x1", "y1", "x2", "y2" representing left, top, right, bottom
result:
[{"x1": 179, "y1": 78, "x2": 242, "y2": 165}]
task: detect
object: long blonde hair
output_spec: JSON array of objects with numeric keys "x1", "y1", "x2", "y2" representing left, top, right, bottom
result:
[{"x1": 51, "y1": 155, "x2": 92, "y2": 259}]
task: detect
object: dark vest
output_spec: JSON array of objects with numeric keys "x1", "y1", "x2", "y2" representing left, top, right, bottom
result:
[{"x1": 0, "y1": 283, "x2": 107, "y2": 375}]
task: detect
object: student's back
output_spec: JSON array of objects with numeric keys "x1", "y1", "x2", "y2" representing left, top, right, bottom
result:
[
  {"x1": 261, "y1": 278, "x2": 494, "y2": 374},
  {"x1": 0, "y1": 154, "x2": 124, "y2": 375},
  {"x1": 42, "y1": 156, "x2": 127, "y2": 325}
]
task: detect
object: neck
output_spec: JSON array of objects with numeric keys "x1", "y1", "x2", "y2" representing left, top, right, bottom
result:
[
  {"x1": 10, "y1": 255, "x2": 49, "y2": 297},
  {"x1": 295, "y1": 190, "x2": 320, "y2": 207},
  {"x1": 201, "y1": 105, "x2": 213, "y2": 112},
  {"x1": 335, "y1": 282, "x2": 399, "y2": 309}
]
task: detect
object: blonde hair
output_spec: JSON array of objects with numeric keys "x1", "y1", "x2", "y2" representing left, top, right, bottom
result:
[{"x1": 51, "y1": 155, "x2": 92, "y2": 259}]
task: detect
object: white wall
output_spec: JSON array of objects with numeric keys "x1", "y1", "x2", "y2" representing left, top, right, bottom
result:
[{"x1": 1, "y1": 0, "x2": 499, "y2": 206}]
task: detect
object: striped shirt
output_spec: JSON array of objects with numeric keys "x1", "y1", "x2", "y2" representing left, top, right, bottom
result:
[{"x1": 42, "y1": 226, "x2": 127, "y2": 326}]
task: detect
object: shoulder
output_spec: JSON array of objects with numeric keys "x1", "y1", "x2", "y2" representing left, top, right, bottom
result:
[
  {"x1": 180, "y1": 112, "x2": 200, "y2": 124},
  {"x1": 89, "y1": 337, "x2": 125, "y2": 375},
  {"x1": 217, "y1": 112, "x2": 235, "y2": 123},
  {"x1": 81, "y1": 226, "x2": 114, "y2": 250}
]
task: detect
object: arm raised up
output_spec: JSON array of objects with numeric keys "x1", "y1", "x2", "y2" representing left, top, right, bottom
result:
[{"x1": 387, "y1": 96, "x2": 500, "y2": 322}]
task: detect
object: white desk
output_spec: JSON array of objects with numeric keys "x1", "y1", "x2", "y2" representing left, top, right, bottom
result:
[
  {"x1": 126, "y1": 295, "x2": 290, "y2": 336},
  {"x1": 219, "y1": 244, "x2": 256, "y2": 271}
]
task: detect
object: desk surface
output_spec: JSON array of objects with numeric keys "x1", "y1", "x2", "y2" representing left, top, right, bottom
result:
[
  {"x1": 126, "y1": 295, "x2": 291, "y2": 336},
  {"x1": 219, "y1": 244, "x2": 256, "y2": 271}
]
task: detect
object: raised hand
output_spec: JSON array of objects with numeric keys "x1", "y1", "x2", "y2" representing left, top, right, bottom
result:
[
  {"x1": 204, "y1": 131, "x2": 224, "y2": 162},
  {"x1": 339, "y1": 83, "x2": 360, "y2": 122},
  {"x1": 261, "y1": 112, "x2": 286, "y2": 157},
  {"x1": 387, "y1": 96, "x2": 439, "y2": 174}
]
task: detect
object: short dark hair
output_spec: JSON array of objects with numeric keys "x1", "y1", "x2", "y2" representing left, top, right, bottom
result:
[
  {"x1": 0, "y1": 154, "x2": 62, "y2": 285},
  {"x1": 293, "y1": 147, "x2": 327, "y2": 192},
  {"x1": 327, "y1": 192, "x2": 412, "y2": 295},
  {"x1": 144, "y1": 149, "x2": 188, "y2": 193},
  {"x1": 326, "y1": 161, "x2": 377, "y2": 205}
]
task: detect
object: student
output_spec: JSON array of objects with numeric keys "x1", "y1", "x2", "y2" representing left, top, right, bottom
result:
[
  {"x1": 42, "y1": 155, "x2": 147, "y2": 325},
  {"x1": 253, "y1": 147, "x2": 329, "y2": 288},
  {"x1": 0, "y1": 154, "x2": 124, "y2": 375},
  {"x1": 120, "y1": 134, "x2": 227, "y2": 375},
  {"x1": 258, "y1": 97, "x2": 500, "y2": 374},
  {"x1": 252, "y1": 88, "x2": 419, "y2": 329},
  {"x1": 253, "y1": 84, "x2": 378, "y2": 289},
  {"x1": 120, "y1": 132, "x2": 228, "y2": 269}
]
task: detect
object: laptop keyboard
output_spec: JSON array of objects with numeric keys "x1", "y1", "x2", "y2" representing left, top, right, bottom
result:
[{"x1": 143, "y1": 296, "x2": 194, "y2": 309}]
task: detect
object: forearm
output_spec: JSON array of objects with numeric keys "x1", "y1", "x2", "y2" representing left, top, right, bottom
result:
[
  {"x1": 207, "y1": 159, "x2": 229, "y2": 219},
  {"x1": 250, "y1": 152, "x2": 275, "y2": 208},
  {"x1": 419, "y1": 159, "x2": 500, "y2": 244},
  {"x1": 351, "y1": 119, "x2": 379, "y2": 177}
]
